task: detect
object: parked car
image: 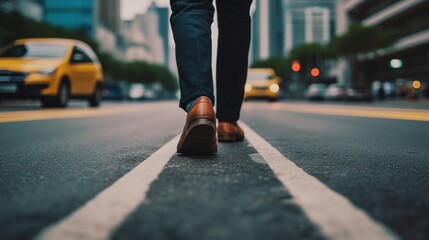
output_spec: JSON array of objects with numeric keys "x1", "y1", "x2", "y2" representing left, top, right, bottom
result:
[
  {"x1": 128, "y1": 83, "x2": 145, "y2": 100},
  {"x1": 102, "y1": 81, "x2": 129, "y2": 100},
  {"x1": 0, "y1": 38, "x2": 103, "y2": 107},
  {"x1": 305, "y1": 83, "x2": 328, "y2": 100},
  {"x1": 345, "y1": 87, "x2": 373, "y2": 102},
  {"x1": 324, "y1": 84, "x2": 347, "y2": 101},
  {"x1": 245, "y1": 68, "x2": 281, "y2": 102}
]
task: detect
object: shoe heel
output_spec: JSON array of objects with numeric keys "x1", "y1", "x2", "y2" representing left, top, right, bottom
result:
[{"x1": 178, "y1": 118, "x2": 217, "y2": 155}]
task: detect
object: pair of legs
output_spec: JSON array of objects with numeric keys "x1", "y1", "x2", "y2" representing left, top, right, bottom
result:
[{"x1": 170, "y1": 0, "x2": 252, "y2": 121}]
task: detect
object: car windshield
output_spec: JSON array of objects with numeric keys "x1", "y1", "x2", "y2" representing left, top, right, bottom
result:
[
  {"x1": 0, "y1": 43, "x2": 68, "y2": 58},
  {"x1": 248, "y1": 72, "x2": 274, "y2": 81}
]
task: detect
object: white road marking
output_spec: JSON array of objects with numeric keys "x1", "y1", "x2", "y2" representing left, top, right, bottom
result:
[
  {"x1": 34, "y1": 121, "x2": 401, "y2": 240},
  {"x1": 35, "y1": 135, "x2": 180, "y2": 240},
  {"x1": 240, "y1": 121, "x2": 400, "y2": 240}
]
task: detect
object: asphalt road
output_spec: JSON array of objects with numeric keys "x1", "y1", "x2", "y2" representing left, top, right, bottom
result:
[{"x1": 0, "y1": 100, "x2": 428, "y2": 240}]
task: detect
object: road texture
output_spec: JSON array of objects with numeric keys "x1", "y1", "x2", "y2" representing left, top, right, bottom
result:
[{"x1": 0, "y1": 100, "x2": 428, "y2": 240}]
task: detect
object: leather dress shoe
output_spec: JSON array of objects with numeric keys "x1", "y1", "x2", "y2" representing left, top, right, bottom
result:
[
  {"x1": 217, "y1": 121, "x2": 244, "y2": 142},
  {"x1": 177, "y1": 96, "x2": 217, "y2": 155}
]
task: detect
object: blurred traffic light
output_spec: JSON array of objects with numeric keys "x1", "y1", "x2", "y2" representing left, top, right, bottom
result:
[
  {"x1": 311, "y1": 68, "x2": 320, "y2": 77},
  {"x1": 292, "y1": 60, "x2": 301, "y2": 72}
]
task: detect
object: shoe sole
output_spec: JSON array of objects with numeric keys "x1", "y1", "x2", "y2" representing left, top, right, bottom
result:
[
  {"x1": 177, "y1": 119, "x2": 217, "y2": 155},
  {"x1": 218, "y1": 134, "x2": 244, "y2": 142}
]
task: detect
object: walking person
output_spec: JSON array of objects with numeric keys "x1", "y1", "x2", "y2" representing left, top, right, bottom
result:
[{"x1": 170, "y1": 0, "x2": 253, "y2": 154}]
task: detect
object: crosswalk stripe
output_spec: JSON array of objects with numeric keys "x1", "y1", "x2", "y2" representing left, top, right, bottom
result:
[
  {"x1": 35, "y1": 135, "x2": 180, "y2": 240},
  {"x1": 240, "y1": 121, "x2": 400, "y2": 240}
]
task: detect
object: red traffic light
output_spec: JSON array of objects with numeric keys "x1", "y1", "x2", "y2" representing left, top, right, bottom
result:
[
  {"x1": 311, "y1": 68, "x2": 320, "y2": 77},
  {"x1": 292, "y1": 60, "x2": 301, "y2": 72}
]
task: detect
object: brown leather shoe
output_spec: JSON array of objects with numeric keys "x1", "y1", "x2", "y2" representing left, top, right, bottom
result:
[
  {"x1": 177, "y1": 96, "x2": 217, "y2": 155},
  {"x1": 217, "y1": 121, "x2": 244, "y2": 142}
]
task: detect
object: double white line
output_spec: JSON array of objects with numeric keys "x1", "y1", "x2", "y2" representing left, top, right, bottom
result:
[{"x1": 36, "y1": 123, "x2": 399, "y2": 240}]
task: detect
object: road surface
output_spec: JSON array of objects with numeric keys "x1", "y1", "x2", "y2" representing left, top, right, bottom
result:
[{"x1": 0, "y1": 100, "x2": 428, "y2": 240}]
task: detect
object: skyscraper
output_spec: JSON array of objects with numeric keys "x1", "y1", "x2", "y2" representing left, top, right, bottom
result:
[
  {"x1": 0, "y1": 0, "x2": 43, "y2": 22},
  {"x1": 153, "y1": 5, "x2": 170, "y2": 67},
  {"x1": 137, "y1": 3, "x2": 165, "y2": 65},
  {"x1": 43, "y1": 0, "x2": 96, "y2": 37},
  {"x1": 98, "y1": 0, "x2": 121, "y2": 34},
  {"x1": 283, "y1": 0, "x2": 335, "y2": 53},
  {"x1": 251, "y1": 0, "x2": 284, "y2": 62},
  {"x1": 41, "y1": 0, "x2": 122, "y2": 57}
]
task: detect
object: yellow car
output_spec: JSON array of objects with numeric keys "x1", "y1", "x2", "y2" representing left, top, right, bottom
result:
[
  {"x1": 245, "y1": 68, "x2": 281, "y2": 101},
  {"x1": 0, "y1": 38, "x2": 103, "y2": 107}
]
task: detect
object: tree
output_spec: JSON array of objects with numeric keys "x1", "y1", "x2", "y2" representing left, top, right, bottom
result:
[
  {"x1": 327, "y1": 23, "x2": 400, "y2": 87},
  {"x1": 251, "y1": 57, "x2": 291, "y2": 79},
  {"x1": 328, "y1": 23, "x2": 400, "y2": 58}
]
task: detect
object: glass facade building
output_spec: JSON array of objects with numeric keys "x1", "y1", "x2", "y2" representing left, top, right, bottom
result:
[
  {"x1": 43, "y1": 0, "x2": 95, "y2": 36},
  {"x1": 284, "y1": 0, "x2": 335, "y2": 52}
]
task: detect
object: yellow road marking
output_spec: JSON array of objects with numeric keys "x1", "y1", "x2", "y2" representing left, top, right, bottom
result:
[
  {"x1": 0, "y1": 107, "x2": 132, "y2": 123},
  {"x1": 2, "y1": 103, "x2": 429, "y2": 123},
  {"x1": 272, "y1": 104, "x2": 429, "y2": 122}
]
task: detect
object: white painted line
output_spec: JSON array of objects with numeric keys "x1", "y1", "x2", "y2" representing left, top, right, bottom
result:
[
  {"x1": 35, "y1": 135, "x2": 180, "y2": 240},
  {"x1": 240, "y1": 122, "x2": 400, "y2": 240}
]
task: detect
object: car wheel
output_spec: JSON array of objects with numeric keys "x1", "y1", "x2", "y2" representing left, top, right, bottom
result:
[
  {"x1": 88, "y1": 84, "x2": 102, "y2": 108},
  {"x1": 41, "y1": 80, "x2": 69, "y2": 108},
  {"x1": 268, "y1": 97, "x2": 278, "y2": 102}
]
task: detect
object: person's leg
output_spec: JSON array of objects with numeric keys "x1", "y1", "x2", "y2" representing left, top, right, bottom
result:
[
  {"x1": 215, "y1": 0, "x2": 253, "y2": 121},
  {"x1": 171, "y1": 0, "x2": 217, "y2": 154},
  {"x1": 170, "y1": 0, "x2": 215, "y2": 111}
]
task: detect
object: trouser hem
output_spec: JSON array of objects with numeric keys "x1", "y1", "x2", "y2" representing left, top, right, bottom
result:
[{"x1": 179, "y1": 87, "x2": 215, "y2": 112}]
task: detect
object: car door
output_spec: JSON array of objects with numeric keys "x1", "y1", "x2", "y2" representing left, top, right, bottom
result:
[{"x1": 68, "y1": 46, "x2": 97, "y2": 95}]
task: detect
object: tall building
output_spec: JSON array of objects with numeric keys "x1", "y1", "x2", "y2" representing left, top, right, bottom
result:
[
  {"x1": 336, "y1": 0, "x2": 429, "y2": 87},
  {"x1": 154, "y1": 5, "x2": 170, "y2": 67},
  {"x1": 269, "y1": 0, "x2": 285, "y2": 57},
  {"x1": 251, "y1": 0, "x2": 284, "y2": 62},
  {"x1": 251, "y1": 0, "x2": 335, "y2": 62},
  {"x1": 96, "y1": 0, "x2": 122, "y2": 58},
  {"x1": 120, "y1": 19, "x2": 153, "y2": 62},
  {"x1": 283, "y1": 0, "x2": 335, "y2": 53},
  {"x1": 41, "y1": 0, "x2": 122, "y2": 58},
  {"x1": 43, "y1": 0, "x2": 96, "y2": 37},
  {"x1": 0, "y1": 0, "x2": 43, "y2": 22},
  {"x1": 136, "y1": 3, "x2": 165, "y2": 65},
  {"x1": 98, "y1": 0, "x2": 120, "y2": 33}
]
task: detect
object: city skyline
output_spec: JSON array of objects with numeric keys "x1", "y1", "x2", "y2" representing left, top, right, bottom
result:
[{"x1": 121, "y1": 0, "x2": 168, "y2": 20}]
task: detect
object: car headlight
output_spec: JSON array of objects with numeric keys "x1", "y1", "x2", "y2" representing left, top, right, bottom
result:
[
  {"x1": 37, "y1": 67, "x2": 57, "y2": 76},
  {"x1": 269, "y1": 83, "x2": 280, "y2": 93},
  {"x1": 245, "y1": 83, "x2": 252, "y2": 93}
]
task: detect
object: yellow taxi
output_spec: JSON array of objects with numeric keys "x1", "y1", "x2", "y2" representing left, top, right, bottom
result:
[
  {"x1": 0, "y1": 38, "x2": 103, "y2": 107},
  {"x1": 245, "y1": 68, "x2": 281, "y2": 101}
]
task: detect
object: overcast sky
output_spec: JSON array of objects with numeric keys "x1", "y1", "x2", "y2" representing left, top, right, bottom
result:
[{"x1": 121, "y1": 0, "x2": 169, "y2": 20}]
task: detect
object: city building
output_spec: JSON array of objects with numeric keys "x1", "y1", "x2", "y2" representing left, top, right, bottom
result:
[
  {"x1": 251, "y1": 0, "x2": 335, "y2": 62},
  {"x1": 96, "y1": 0, "x2": 122, "y2": 58},
  {"x1": 42, "y1": 0, "x2": 96, "y2": 37},
  {"x1": 153, "y1": 5, "x2": 170, "y2": 67},
  {"x1": 336, "y1": 0, "x2": 429, "y2": 89},
  {"x1": 251, "y1": 0, "x2": 284, "y2": 62},
  {"x1": 135, "y1": 3, "x2": 165, "y2": 65},
  {"x1": 0, "y1": 0, "x2": 43, "y2": 22},
  {"x1": 41, "y1": 0, "x2": 122, "y2": 58},
  {"x1": 120, "y1": 18, "x2": 153, "y2": 62},
  {"x1": 283, "y1": 0, "x2": 335, "y2": 53},
  {"x1": 98, "y1": 0, "x2": 120, "y2": 34}
]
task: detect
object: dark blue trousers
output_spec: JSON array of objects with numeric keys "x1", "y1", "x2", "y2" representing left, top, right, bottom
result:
[{"x1": 170, "y1": 0, "x2": 252, "y2": 121}]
